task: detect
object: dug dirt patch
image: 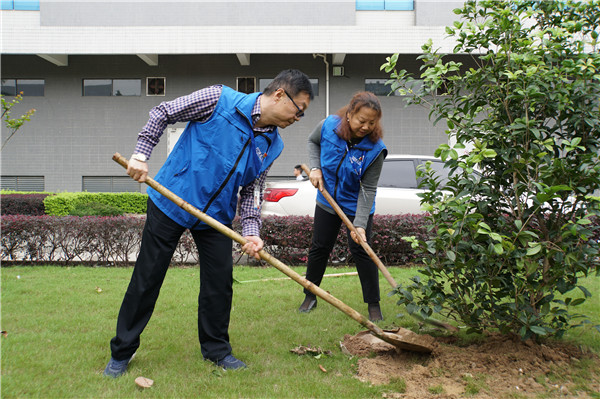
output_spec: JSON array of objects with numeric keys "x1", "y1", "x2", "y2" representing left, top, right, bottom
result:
[{"x1": 341, "y1": 330, "x2": 599, "y2": 398}]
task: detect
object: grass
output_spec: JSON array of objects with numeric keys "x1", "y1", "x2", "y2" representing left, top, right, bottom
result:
[{"x1": 1, "y1": 265, "x2": 599, "y2": 398}]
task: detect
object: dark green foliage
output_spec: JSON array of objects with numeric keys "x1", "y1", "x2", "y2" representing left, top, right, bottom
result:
[
  {"x1": 68, "y1": 201, "x2": 124, "y2": 217},
  {"x1": 43, "y1": 192, "x2": 147, "y2": 216},
  {"x1": 383, "y1": 0, "x2": 600, "y2": 339}
]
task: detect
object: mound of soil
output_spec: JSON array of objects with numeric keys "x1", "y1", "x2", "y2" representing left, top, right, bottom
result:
[{"x1": 341, "y1": 330, "x2": 599, "y2": 398}]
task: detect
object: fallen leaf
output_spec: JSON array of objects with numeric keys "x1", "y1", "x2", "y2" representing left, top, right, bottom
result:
[
  {"x1": 319, "y1": 364, "x2": 327, "y2": 373},
  {"x1": 95, "y1": 287, "x2": 103, "y2": 293},
  {"x1": 290, "y1": 345, "x2": 332, "y2": 356},
  {"x1": 135, "y1": 376, "x2": 154, "y2": 388},
  {"x1": 339, "y1": 341, "x2": 352, "y2": 356}
]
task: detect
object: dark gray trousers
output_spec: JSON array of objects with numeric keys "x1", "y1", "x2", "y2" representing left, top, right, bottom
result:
[
  {"x1": 303, "y1": 205, "x2": 380, "y2": 303},
  {"x1": 109, "y1": 199, "x2": 233, "y2": 362}
]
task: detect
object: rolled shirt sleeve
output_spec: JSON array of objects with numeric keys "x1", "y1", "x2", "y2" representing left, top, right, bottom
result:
[{"x1": 133, "y1": 85, "x2": 222, "y2": 159}]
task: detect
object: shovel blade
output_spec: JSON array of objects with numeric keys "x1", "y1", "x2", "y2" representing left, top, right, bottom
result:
[{"x1": 366, "y1": 328, "x2": 435, "y2": 353}]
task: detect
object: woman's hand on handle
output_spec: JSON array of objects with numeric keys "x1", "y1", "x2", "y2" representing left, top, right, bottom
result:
[
  {"x1": 350, "y1": 227, "x2": 367, "y2": 244},
  {"x1": 309, "y1": 168, "x2": 324, "y2": 191}
]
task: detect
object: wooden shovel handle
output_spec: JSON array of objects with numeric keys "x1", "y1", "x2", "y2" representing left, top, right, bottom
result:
[
  {"x1": 112, "y1": 153, "x2": 394, "y2": 342},
  {"x1": 301, "y1": 164, "x2": 397, "y2": 288},
  {"x1": 302, "y1": 164, "x2": 458, "y2": 333}
]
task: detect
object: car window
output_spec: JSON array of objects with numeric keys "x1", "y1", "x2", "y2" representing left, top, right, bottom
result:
[
  {"x1": 419, "y1": 161, "x2": 451, "y2": 187},
  {"x1": 378, "y1": 160, "x2": 418, "y2": 188}
]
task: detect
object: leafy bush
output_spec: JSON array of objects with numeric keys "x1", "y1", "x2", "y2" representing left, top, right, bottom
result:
[
  {"x1": 1, "y1": 214, "x2": 432, "y2": 266},
  {"x1": 259, "y1": 214, "x2": 428, "y2": 265},
  {"x1": 1, "y1": 215, "x2": 145, "y2": 265},
  {"x1": 69, "y1": 201, "x2": 124, "y2": 217},
  {"x1": 372, "y1": 214, "x2": 429, "y2": 265},
  {"x1": 1, "y1": 194, "x2": 50, "y2": 215},
  {"x1": 383, "y1": 0, "x2": 600, "y2": 339},
  {"x1": 44, "y1": 192, "x2": 147, "y2": 216}
]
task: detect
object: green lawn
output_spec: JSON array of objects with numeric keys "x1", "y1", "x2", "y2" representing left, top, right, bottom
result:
[{"x1": 1, "y1": 265, "x2": 598, "y2": 398}]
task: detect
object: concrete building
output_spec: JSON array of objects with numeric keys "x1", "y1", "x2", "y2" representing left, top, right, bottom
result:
[{"x1": 1, "y1": 0, "x2": 466, "y2": 192}]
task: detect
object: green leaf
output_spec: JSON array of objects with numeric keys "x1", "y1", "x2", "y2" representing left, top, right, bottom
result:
[
  {"x1": 570, "y1": 298, "x2": 585, "y2": 306},
  {"x1": 493, "y1": 243, "x2": 503, "y2": 254},
  {"x1": 446, "y1": 250, "x2": 456, "y2": 261},
  {"x1": 514, "y1": 220, "x2": 522, "y2": 230},
  {"x1": 529, "y1": 326, "x2": 548, "y2": 336},
  {"x1": 578, "y1": 286, "x2": 592, "y2": 298},
  {"x1": 526, "y1": 244, "x2": 542, "y2": 256}
]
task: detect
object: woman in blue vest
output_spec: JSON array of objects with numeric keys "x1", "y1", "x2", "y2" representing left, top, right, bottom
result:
[
  {"x1": 299, "y1": 91, "x2": 387, "y2": 322},
  {"x1": 104, "y1": 69, "x2": 313, "y2": 378}
]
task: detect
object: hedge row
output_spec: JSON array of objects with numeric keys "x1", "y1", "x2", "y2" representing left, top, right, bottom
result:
[
  {"x1": 1, "y1": 194, "x2": 50, "y2": 216},
  {"x1": 1, "y1": 214, "x2": 428, "y2": 266},
  {"x1": 44, "y1": 192, "x2": 148, "y2": 216},
  {"x1": 260, "y1": 214, "x2": 428, "y2": 265},
  {"x1": 1, "y1": 192, "x2": 149, "y2": 216}
]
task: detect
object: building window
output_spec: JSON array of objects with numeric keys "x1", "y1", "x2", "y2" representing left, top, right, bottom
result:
[
  {"x1": 1, "y1": 176, "x2": 45, "y2": 191},
  {"x1": 82, "y1": 176, "x2": 141, "y2": 193},
  {"x1": 146, "y1": 77, "x2": 166, "y2": 96},
  {"x1": 83, "y1": 79, "x2": 141, "y2": 96},
  {"x1": 1, "y1": 79, "x2": 45, "y2": 96},
  {"x1": 365, "y1": 78, "x2": 424, "y2": 96},
  {"x1": 113, "y1": 79, "x2": 141, "y2": 96},
  {"x1": 365, "y1": 79, "x2": 399, "y2": 96},
  {"x1": 1, "y1": 79, "x2": 17, "y2": 96},
  {"x1": 258, "y1": 78, "x2": 319, "y2": 96},
  {"x1": 236, "y1": 77, "x2": 256, "y2": 94},
  {"x1": 356, "y1": 0, "x2": 413, "y2": 11},
  {"x1": 1, "y1": 0, "x2": 40, "y2": 11}
]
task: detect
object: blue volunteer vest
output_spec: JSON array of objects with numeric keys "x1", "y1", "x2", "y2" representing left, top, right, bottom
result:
[
  {"x1": 317, "y1": 115, "x2": 387, "y2": 216},
  {"x1": 147, "y1": 86, "x2": 284, "y2": 229}
]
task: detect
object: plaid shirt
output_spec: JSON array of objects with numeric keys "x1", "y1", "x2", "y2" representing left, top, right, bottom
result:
[{"x1": 134, "y1": 85, "x2": 274, "y2": 237}]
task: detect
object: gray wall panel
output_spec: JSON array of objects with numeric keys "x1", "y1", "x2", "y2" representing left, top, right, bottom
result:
[
  {"x1": 40, "y1": 1, "x2": 355, "y2": 27},
  {"x1": 1, "y1": 53, "x2": 466, "y2": 192},
  {"x1": 415, "y1": 0, "x2": 463, "y2": 26}
]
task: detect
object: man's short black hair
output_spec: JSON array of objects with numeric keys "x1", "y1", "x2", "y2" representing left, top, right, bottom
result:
[
  {"x1": 263, "y1": 69, "x2": 314, "y2": 100},
  {"x1": 294, "y1": 165, "x2": 302, "y2": 170}
]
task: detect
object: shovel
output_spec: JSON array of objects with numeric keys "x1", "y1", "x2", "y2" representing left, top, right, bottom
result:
[
  {"x1": 112, "y1": 152, "x2": 434, "y2": 353},
  {"x1": 301, "y1": 164, "x2": 458, "y2": 332}
]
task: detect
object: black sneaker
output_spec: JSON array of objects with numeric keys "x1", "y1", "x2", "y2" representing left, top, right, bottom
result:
[
  {"x1": 103, "y1": 353, "x2": 135, "y2": 378},
  {"x1": 298, "y1": 295, "x2": 317, "y2": 313},
  {"x1": 215, "y1": 354, "x2": 247, "y2": 370},
  {"x1": 368, "y1": 303, "x2": 383, "y2": 322}
]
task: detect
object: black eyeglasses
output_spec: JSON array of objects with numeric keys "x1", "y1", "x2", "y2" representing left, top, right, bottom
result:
[{"x1": 283, "y1": 90, "x2": 305, "y2": 118}]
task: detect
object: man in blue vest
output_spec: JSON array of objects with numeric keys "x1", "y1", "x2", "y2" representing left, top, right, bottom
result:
[{"x1": 104, "y1": 69, "x2": 313, "y2": 377}]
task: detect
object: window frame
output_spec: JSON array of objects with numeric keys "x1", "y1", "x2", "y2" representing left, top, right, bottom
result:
[
  {"x1": 1, "y1": 78, "x2": 45, "y2": 96},
  {"x1": 82, "y1": 79, "x2": 142, "y2": 97}
]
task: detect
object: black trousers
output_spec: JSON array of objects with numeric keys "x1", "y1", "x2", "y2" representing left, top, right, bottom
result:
[
  {"x1": 109, "y1": 199, "x2": 234, "y2": 362},
  {"x1": 303, "y1": 205, "x2": 380, "y2": 303}
]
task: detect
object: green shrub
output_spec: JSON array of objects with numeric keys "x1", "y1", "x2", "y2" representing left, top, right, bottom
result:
[
  {"x1": 69, "y1": 202, "x2": 124, "y2": 217},
  {"x1": 383, "y1": 0, "x2": 600, "y2": 339},
  {"x1": 44, "y1": 192, "x2": 147, "y2": 216}
]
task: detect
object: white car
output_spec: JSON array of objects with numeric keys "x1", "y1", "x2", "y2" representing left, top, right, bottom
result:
[{"x1": 261, "y1": 155, "x2": 451, "y2": 217}]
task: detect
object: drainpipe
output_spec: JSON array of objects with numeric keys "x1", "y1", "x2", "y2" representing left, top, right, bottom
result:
[{"x1": 313, "y1": 53, "x2": 329, "y2": 117}]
